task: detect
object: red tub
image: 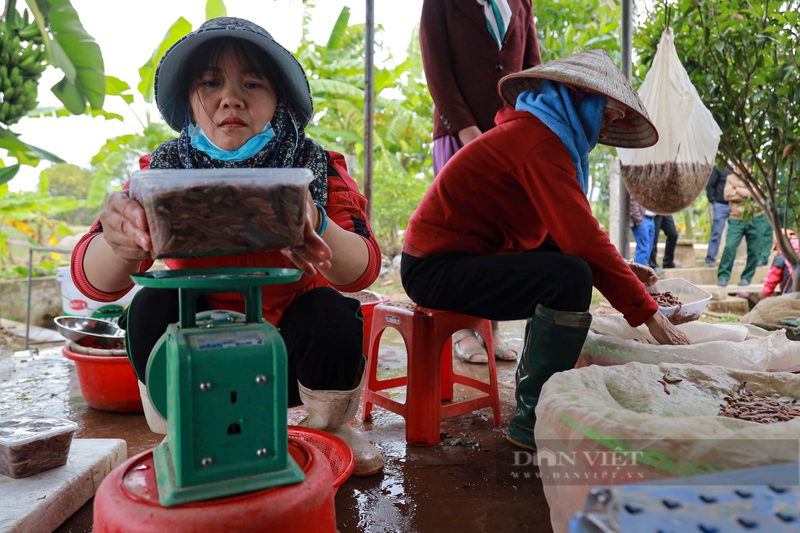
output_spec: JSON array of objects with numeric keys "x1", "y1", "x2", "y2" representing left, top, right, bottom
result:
[
  {"x1": 340, "y1": 290, "x2": 390, "y2": 342},
  {"x1": 63, "y1": 343, "x2": 143, "y2": 413}
]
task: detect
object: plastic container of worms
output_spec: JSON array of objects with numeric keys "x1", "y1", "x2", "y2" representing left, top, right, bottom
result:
[
  {"x1": 0, "y1": 414, "x2": 79, "y2": 479},
  {"x1": 654, "y1": 278, "x2": 712, "y2": 323},
  {"x1": 130, "y1": 168, "x2": 312, "y2": 259}
]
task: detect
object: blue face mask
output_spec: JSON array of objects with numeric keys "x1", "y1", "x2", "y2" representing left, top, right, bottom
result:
[{"x1": 188, "y1": 120, "x2": 275, "y2": 162}]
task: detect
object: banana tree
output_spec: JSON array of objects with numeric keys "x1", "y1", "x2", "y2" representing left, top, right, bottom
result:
[{"x1": 0, "y1": 0, "x2": 105, "y2": 183}]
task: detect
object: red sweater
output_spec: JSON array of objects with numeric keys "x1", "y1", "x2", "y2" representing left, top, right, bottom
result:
[
  {"x1": 403, "y1": 109, "x2": 658, "y2": 327},
  {"x1": 71, "y1": 151, "x2": 381, "y2": 326}
]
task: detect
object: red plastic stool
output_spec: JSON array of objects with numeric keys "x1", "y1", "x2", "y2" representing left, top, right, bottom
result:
[{"x1": 361, "y1": 301, "x2": 501, "y2": 446}]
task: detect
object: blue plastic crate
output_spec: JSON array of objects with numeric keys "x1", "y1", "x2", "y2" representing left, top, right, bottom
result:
[{"x1": 569, "y1": 463, "x2": 800, "y2": 532}]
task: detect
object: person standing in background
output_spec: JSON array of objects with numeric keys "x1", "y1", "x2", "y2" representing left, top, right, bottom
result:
[
  {"x1": 705, "y1": 164, "x2": 731, "y2": 267},
  {"x1": 761, "y1": 230, "x2": 797, "y2": 297},
  {"x1": 648, "y1": 214, "x2": 679, "y2": 276},
  {"x1": 630, "y1": 198, "x2": 655, "y2": 266},
  {"x1": 419, "y1": 0, "x2": 541, "y2": 363},
  {"x1": 717, "y1": 169, "x2": 766, "y2": 287}
]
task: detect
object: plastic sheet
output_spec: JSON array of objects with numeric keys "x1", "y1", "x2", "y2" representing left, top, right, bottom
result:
[{"x1": 577, "y1": 315, "x2": 800, "y2": 372}]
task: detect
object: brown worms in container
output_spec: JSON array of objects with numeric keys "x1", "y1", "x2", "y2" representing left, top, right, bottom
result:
[
  {"x1": 0, "y1": 416, "x2": 77, "y2": 479},
  {"x1": 651, "y1": 291, "x2": 683, "y2": 307},
  {"x1": 718, "y1": 383, "x2": 800, "y2": 424},
  {"x1": 139, "y1": 181, "x2": 307, "y2": 259},
  {"x1": 657, "y1": 379, "x2": 671, "y2": 395}
]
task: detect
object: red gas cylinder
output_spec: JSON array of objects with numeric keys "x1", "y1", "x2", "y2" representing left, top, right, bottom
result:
[
  {"x1": 93, "y1": 437, "x2": 336, "y2": 533},
  {"x1": 62, "y1": 343, "x2": 143, "y2": 413}
]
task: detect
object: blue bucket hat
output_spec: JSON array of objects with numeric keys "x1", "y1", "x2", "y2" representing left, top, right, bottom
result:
[{"x1": 154, "y1": 17, "x2": 314, "y2": 132}]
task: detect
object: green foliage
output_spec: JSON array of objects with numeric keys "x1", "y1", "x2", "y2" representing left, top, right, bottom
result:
[
  {"x1": 0, "y1": 0, "x2": 104, "y2": 175},
  {"x1": 23, "y1": 0, "x2": 105, "y2": 113},
  {"x1": 205, "y1": 0, "x2": 227, "y2": 20},
  {"x1": 42, "y1": 163, "x2": 102, "y2": 225},
  {"x1": 0, "y1": 177, "x2": 76, "y2": 270},
  {"x1": 298, "y1": 3, "x2": 433, "y2": 249},
  {"x1": 0, "y1": 1, "x2": 47, "y2": 125},
  {"x1": 138, "y1": 17, "x2": 192, "y2": 104},
  {"x1": 535, "y1": 0, "x2": 622, "y2": 62},
  {"x1": 635, "y1": 0, "x2": 800, "y2": 280}
]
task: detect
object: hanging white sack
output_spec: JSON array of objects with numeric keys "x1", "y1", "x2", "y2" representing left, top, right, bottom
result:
[{"x1": 616, "y1": 28, "x2": 722, "y2": 214}]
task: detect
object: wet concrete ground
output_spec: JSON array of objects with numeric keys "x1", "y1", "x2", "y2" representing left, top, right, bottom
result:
[{"x1": 2, "y1": 320, "x2": 554, "y2": 533}]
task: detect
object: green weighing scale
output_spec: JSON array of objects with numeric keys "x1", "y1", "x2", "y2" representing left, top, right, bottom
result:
[{"x1": 131, "y1": 267, "x2": 305, "y2": 507}]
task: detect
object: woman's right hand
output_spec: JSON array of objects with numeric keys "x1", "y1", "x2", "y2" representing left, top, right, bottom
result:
[
  {"x1": 645, "y1": 310, "x2": 691, "y2": 345},
  {"x1": 457, "y1": 126, "x2": 482, "y2": 145},
  {"x1": 98, "y1": 190, "x2": 152, "y2": 261}
]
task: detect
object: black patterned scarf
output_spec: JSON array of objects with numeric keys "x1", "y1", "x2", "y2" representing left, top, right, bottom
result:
[{"x1": 148, "y1": 103, "x2": 329, "y2": 204}]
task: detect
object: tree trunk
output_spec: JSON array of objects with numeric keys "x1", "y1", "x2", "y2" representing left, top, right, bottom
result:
[{"x1": 683, "y1": 210, "x2": 694, "y2": 240}]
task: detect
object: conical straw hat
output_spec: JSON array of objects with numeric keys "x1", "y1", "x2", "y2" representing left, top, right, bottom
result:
[{"x1": 497, "y1": 49, "x2": 658, "y2": 149}]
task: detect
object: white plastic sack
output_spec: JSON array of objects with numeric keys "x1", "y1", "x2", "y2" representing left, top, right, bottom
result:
[
  {"x1": 616, "y1": 28, "x2": 722, "y2": 214},
  {"x1": 742, "y1": 293, "x2": 800, "y2": 325},
  {"x1": 535, "y1": 362, "x2": 800, "y2": 533},
  {"x1": 577, "y1": 315, "x2": 800, "y2": 372}
]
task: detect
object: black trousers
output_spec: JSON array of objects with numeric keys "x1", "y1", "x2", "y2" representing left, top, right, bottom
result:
[
  {"x1": 121, "y1": 287, "x2": 364, "y2": 407},
  {"x1": 400, "y1": 246, "x2": 593, "y2": 320},
  {"x1": 649, "y1": 215, "x2": 678, "y2": 268}
]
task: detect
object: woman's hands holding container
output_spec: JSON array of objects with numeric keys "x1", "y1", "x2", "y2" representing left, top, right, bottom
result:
[
  {"x1": 645, "y1": 310, "x2": 691, "y2": 345},
  {"x1": 98, "y1": 190, "x2": 152, "y2": 261},
  {"x1": 281, "y1": 191, "x2": 332, "y2": 277}
]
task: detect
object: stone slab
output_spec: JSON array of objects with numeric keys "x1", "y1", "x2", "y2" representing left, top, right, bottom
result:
[
  {"x1": 698, "y1": 284, "x2": 765, "y2": 301},
  {"x1": 707, "y1": 296, "x2": 751, "y2": 316},
  {"x1": 660, "y1": 266, "x2": 769, "y2": 286},
  {"x1": 1, "y1": 318, "x2": 64, "y2": 344},
  {"x1": 0, "y1": 439, "x2": 126, "y2": 533}
]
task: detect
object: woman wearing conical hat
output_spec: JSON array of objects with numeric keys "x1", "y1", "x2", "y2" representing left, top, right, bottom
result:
[{"x1": 401, "y1": 50, "x2": 691, "y2": 451}]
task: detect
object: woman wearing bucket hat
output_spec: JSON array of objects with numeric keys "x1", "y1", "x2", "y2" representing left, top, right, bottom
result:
[
  {"x1": 401, "y1": 49, "x2": 690, "y2": 451},
  {"x1": 71, "y1": 18, "x2": 384, "y2": 475}
]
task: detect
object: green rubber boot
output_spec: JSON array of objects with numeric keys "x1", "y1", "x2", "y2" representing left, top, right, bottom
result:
[{"x1": 506, "y1": 305, "x2": 592, "y2": 451}]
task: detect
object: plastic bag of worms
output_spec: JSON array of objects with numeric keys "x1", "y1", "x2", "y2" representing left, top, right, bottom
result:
[
  {"x1": 130, "y1": 168, "x2": 312, "y2": 259},
  {"x1": 534, "y1": 362, "x2": 800, "y2": 533},
  {"x1": 576, "y1": 315, "x2": 800, "y2": 373}
]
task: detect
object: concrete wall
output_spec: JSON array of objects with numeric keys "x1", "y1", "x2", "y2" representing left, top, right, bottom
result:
[{"x1": 0, "y1": 276, "x2": 62, "y2": 328}]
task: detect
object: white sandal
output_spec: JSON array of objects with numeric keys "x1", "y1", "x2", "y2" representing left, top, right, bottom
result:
[
  {"x1": 492, "y1": 328, "x2": 518, "y2": 361},
  {"x1": 453, "y1": 330, "x2": 488, "y2": 364}
]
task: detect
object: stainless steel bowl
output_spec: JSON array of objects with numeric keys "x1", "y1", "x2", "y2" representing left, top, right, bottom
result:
[{"x1": 53, "y1": 316, "x2": 125, "y2": 348}]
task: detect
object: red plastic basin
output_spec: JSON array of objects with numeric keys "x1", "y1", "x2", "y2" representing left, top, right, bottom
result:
[{"x1": 63, "y1": 344, "x2": 143, "y2": 413}]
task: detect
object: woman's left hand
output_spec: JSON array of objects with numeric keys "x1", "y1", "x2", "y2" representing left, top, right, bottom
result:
[
  {"x1": 281, "y1": 192, "x2": 332, "y2": 277},
  {"x1": 628, "y1": 261, "x2": 659, "y2": 290}
]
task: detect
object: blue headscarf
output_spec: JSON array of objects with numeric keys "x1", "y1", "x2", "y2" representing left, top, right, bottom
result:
[{"x1": 515, "y1": 80, "x2": 606, "y2": 194}]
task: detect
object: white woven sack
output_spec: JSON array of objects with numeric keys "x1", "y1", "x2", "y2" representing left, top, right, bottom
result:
[
  {"x1": 617, "y1": 28, "x2": 722, "y2": 214},
  {"x1": 577, "y1": 315, "x2": 800, "y2": 372},
  {"x1": 535, "y1": 363, "x2": 800, "y2": 532}
]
